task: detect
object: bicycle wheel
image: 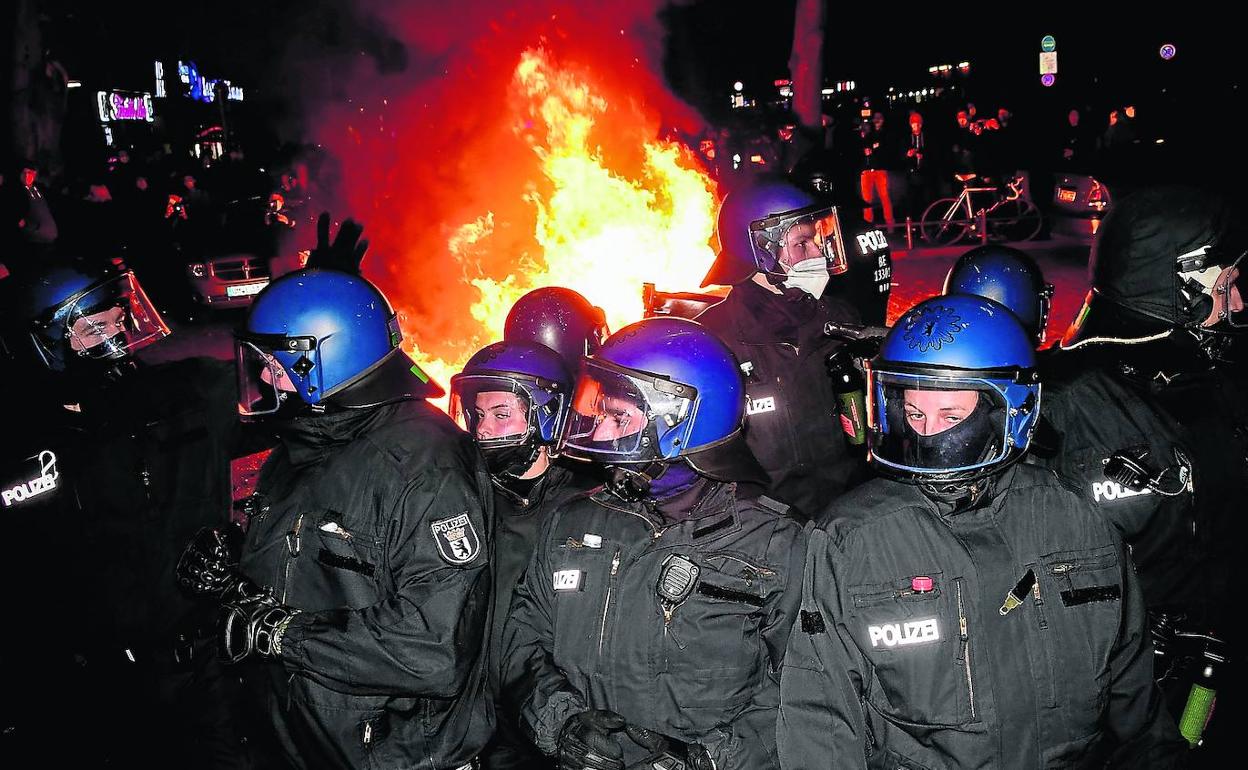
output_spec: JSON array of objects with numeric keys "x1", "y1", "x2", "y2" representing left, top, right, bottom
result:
[
  {"x1": 987, "y1": 199, "x2": 1043, "y2": 242},
  {"x1": 920, "y1": 198, "x2": 969, "y2": 245}
]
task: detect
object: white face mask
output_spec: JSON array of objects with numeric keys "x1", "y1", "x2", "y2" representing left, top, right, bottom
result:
[{"x1": 780, "y1": 257, "x2": 830, "y2": 298}]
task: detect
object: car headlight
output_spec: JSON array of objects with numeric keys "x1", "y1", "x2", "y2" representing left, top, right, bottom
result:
[{"x1": 188, "y1": 263, "x2": 207, "y2": 277}]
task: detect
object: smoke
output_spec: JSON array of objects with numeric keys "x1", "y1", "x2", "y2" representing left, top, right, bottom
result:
[{"x1": 288, "y1": 0, "x2": 706, "y2": 366}]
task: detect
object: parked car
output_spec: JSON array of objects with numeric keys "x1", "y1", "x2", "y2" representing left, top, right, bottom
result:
[
  {"x1": 1051, "y1": 171, "x2": 1111, "y2": 238},
  {"x1": 184, "y1": 196, "x2": 308, "y2": 309},
  {"x1": 186, "y1": 249, "x2": 307, "y2": 308}
]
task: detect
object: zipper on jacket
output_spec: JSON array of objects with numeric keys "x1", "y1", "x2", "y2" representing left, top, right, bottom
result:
[
  {"x1": 705, "y1": 552, "x2": 775, "y2": 580},
  {"x1": 956, "y1": 578, "x2": 976, "y2": 719},
  {"x1": 1031, "y1": 571, "x2": 1048, "y2": 630},
  {"x1": 281, "y1": 512, "x2": 305, "y2": 604},
  {"x1": 598, "y1": 549, "x2": 622, "y2": 656}
]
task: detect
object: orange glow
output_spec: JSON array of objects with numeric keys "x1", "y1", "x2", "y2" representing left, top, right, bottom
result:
[{"x1": 401, "y1": 47, "x2": 718, "y2": 410}]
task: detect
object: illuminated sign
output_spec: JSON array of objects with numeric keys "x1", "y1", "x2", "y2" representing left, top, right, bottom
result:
[
  {"x1": 96, "y1": 91, "x2": 155, "y2": 123},
  {"x1": 155, "y1": 60, "x2": 166, "y2": 98},
  {"x1": 1040, "y1": 74, "x2": 1056, "y2": 87},
  {"x1": 1041, "y1": 35, "x2": 1057, "y2": 53},
  {"x1": 1160, "y1": 43, "x2": 1176, "y2": 60},
  {"x1": 1039, "y1": 52, "x2": 1058, "y2": 75}
]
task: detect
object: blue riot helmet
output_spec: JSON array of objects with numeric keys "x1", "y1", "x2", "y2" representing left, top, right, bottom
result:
[
  {"x1": 560, "y1": 317, "x2": 767, "y2": 496},
  {"x1": 701, "y1": 177, "x2": 849, "y2": 292},
  {"x1": 4, "y1": 259, "x2": 169, "y2": 373},
  {"x1": 943, "y1": 245, "x2": 1054, "y2": 346},
  {"x1": 504, "y1": 287, "x2": 609, "y2": 374},
  {"x1": 867, "y1": 295, "x2": 1041, "y2": 489},
  {"x1": 235, "y1": 268, "x2": 441, "y2": 419},
  {"x1": 449, "y1": 340, "x2": 573, "y2": 478}
]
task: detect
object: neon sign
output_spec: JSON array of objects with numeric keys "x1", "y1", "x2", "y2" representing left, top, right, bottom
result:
[{"x1": 96, "y1": 91, "x2": 155, "y2": 123}]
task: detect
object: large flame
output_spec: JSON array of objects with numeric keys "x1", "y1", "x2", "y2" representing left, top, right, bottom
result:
[{"x1": 403, "y1": 47, "x2": 718, "y2": 409}]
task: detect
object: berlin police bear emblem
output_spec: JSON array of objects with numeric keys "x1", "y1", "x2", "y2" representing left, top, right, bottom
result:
[{"x1": 431, "y1": 513, "x2": 481, "y2": 565}]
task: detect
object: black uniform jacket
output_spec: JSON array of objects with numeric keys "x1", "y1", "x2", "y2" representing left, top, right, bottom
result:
[
  {"x1": 697, "y1": 281, "x2": 869, "y2": 519},
  {"x1": 1037, "y1": 348, "x2": 1247, "y2": 625},
  {"x1": 503, "y1": 481, "x2": 805, "y2": 769},
  {"x1": 778, "y1": 463, "x2": 1185, "y2": 769},
  {"x1": 239, "y1": 399, "x2": 494, "y2": 770}
]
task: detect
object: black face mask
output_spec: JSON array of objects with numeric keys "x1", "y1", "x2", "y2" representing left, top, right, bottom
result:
[
  {"x1": 481, "y1": 442, "x2": 542, "y2": 479},
  {"x1": 902, "y1": 399, "x2": 999, "y2": 471}
]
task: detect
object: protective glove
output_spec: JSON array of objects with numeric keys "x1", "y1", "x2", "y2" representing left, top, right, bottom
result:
[
  {"x1": 306, "y1": 211, "x2": 368, "y2": 274},
  {"x1": 623, "y1": 725, "x2": 716, "y2": 770},
  {"x1": 176, "y1": 524, "x2": 250, "y2": 598},
  {"x1": 220, "y1": 590, "x2": 301, "y2": 664},
  {"x1": 558, "y1": 709, "x2": 627, "y2": 770}
]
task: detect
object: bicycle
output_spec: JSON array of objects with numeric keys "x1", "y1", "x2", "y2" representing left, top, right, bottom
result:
[{"x1": 920, "y1": 174, "x2": 1043, "y2": 245}]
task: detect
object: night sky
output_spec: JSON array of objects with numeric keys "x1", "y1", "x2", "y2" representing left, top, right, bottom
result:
[{"x1": 28, "y1": 1, "x2": 1240, "y2": 136}]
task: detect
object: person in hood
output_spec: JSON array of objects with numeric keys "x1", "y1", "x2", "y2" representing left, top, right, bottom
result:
[
  {"x1": 176, "y1": 219, "x2": 494, "y2": 769},
  {"x1": 1037, "y1": 186, "x2": 1246, "y2": 749},
  {"x1": 779, "y1": 294, "x2": 1186, "y2": 768},
  {"x1": 502, "y1": 318, "x2": 804, "y2": 770},
  {"x1": 450, "y1": 339, "x2": 597, "y2": 769},
  {"x1": 696, "y1": 177, "x2": 891, "y2": 519}
]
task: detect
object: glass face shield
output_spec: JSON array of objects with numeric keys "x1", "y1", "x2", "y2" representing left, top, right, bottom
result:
[
  {"x1": 448, "y1": 375, "x2": 540, "y2": 448},
  {"x1": 560, "y1": 358, "x2": 697, "y2": 464},
  {"x1": 1036, "y1": 282, "x2": 1055, "y2": 344},
  {"x1": 749, "y1": 205, "x2": 849, "y2": 278},
  {"x1": 233, "y1": 334, "x2": 314, "y2": 418},
  {"x1": 868, "y1": 370, "x2": 1013, "y2": 476},
  {"x1": 1212, "y1": 251, "x2": 1246, "y2": 329},
  {"x1": 1178, "y1": 246, "x2": 1248, "y2": 330},
  {"x1": 34, "y1": 271, "x2": 169, "y2": 367}
]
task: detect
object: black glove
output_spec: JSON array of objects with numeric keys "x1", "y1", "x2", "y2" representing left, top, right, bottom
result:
[
  {"x1": 177, "y1": 524, "x2": 249, "y2": 597},
  {"x1": 623, "y1": 725, "x2": 716, "y2": 770},
  {"x1": 220, "y1": 590, "x2": 300, "y2": 664},
  {"x1": 306, "y1": 211, "x2": 368, "y2": 274},
  {"x1": 558, "y1": 709, "x2": 627, "y2": 770}
]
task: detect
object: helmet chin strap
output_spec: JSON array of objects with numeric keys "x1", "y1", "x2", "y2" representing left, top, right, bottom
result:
[{"x1": 605, "y1": 462, "x2": 669, "y2": 503}]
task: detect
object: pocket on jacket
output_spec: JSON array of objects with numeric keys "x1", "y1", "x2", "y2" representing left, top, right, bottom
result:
[
  {"x1": 848, "y1": 571, "x2": 973, "y2": 727},
  {"x1": 1038, "y1": 545, "x2": 1119, "y2": 737}
]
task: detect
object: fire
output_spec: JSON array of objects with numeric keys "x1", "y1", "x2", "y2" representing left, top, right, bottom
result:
[{"x1": 402, "y1": 46, "x2": 718, "y2": 409}]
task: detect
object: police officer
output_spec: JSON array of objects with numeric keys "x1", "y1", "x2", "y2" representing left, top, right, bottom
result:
[
  {"x1": 504, "y1": 286, "x2": 609, "y2": 372},
  {"x1": 779, "y1": 295, "x2": 1186, "y2": 768},
  {"x1": 0, "y1": 258, "x2": 252, "y2": 767},
  {"x1": 1039, "y1": 186, "x2": 1247, "y2": 746},
  {"x1": 503, "y1": 318, "x2": 804, "y2": 769},
  {"x1": 449, "y1": 339, "x2": 597, "y2": 769},
  {"x1": 696, "y1": 178, "x2": 891, "y2": 518},
  {"x1": 180, "y1": 266, "x2": 494, "y2": 769}
]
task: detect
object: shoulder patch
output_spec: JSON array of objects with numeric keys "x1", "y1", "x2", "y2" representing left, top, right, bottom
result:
[{"x1": 431, "y1": 512, "x2": 482, "y2": 565}]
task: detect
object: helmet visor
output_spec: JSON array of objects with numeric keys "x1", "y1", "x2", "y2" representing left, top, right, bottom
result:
[
  {"x1": 749, "y1": 205, "x2": 849, "y2": 277},
  {"x1": 52, "y1": 271, "x2": 169, "y2": 363},
  {"x1": 234, "y1": 339, "x2": 301, "y2": 418},
  {"x1": 449, "y1": 374, "x2": 540, "y2": 449},
  {"x1": 869, "y1": 370, "x2": 1011, "y2": 475},
  {"x1": 560, "y1": 359, "x2": 696, "y2": 464},
  {"x1": 1219, "y1": 251, "x2": 1247, "y2": 328}
]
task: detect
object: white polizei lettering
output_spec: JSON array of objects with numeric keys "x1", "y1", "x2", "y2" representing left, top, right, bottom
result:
[
  {"x1": 2, "y1": 450, "x2": 60, "y2": 508},
  {"x1": 1091, "y1": 480, "x2": 1152, "y2": 503},
  {"x1": 747, "y1": 396, "x2": 776, "y2": 415},
  {"x1": 856, "y1": 230, "x2": 889, "y2": 254},
  {"x1": 553, "y1": 570, "x2": 582, "y2": 591},
  {"x1": 867, "y1": 617, "x2": 941, "y2": 648}
]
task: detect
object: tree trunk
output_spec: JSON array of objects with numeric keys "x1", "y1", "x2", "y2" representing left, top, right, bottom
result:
[{"x1": 788, "y1": 0, "x2": 825, "y2": 133}]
